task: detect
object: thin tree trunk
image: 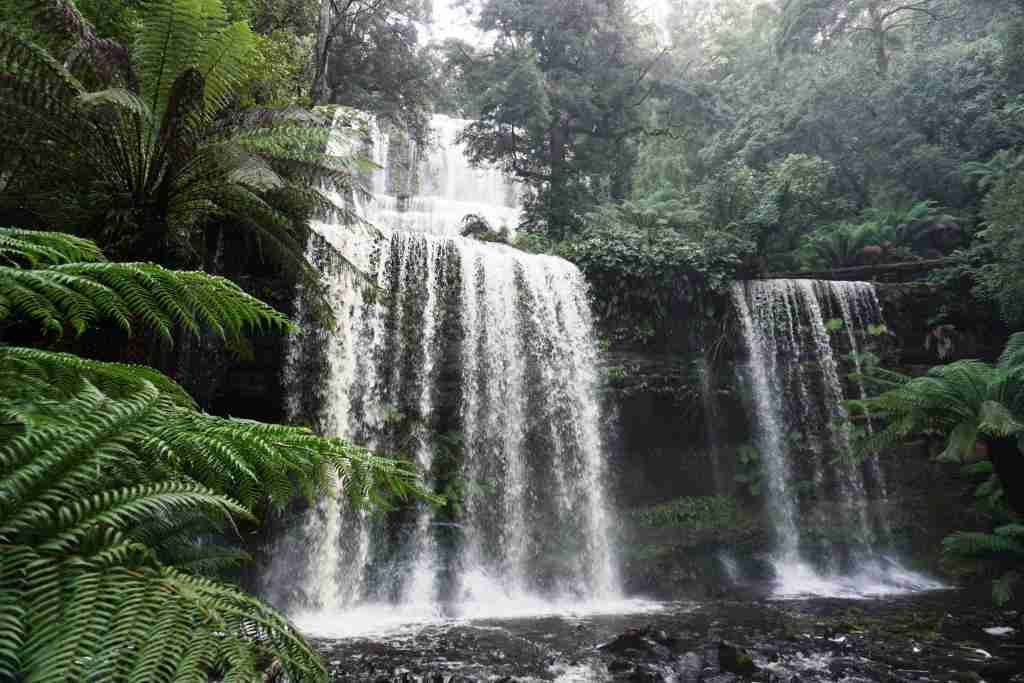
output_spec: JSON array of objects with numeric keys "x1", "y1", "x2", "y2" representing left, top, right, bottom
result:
[
  {"x1": 311, "y1": 0, "x2": 334, "y2": 104},
  {"x1": 987, "y1": 436, "x2": 1024, "y2": 515},
  {"x1": 868, "y1": 4, "x2": 889, "y2": 75}
]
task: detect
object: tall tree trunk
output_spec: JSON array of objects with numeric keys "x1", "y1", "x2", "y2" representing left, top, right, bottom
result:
[
  {"x1": 311, "y1": 0, "x2": 334, "y2": 104},
  {"x1": 987, "y1": 436, "x2": 1024, "y2": 515},
  {"x1": 868, "y1": 4, "x2": 889, "y2": 75},
  {"x1": 547, "y1": 124, "x2": 570, "y2": 241}
]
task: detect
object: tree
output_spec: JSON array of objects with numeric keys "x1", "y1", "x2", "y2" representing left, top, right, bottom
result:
[
  {"x1": 0, "y1": 227, "x2": 424, "y2": 681},
  {"x1": 447, "y1": 0, "x2": 667, "y2": 240},
  {"x1": 559, "y1": 194, "x2": 753, "y2": 345},
  {"x1": 778, "y1": 0, "x2": 956, "y2": 74},
  {"x1": 0, "y1": 0, "x2": 364, "y2": 293},
  {"x1": 965, "y1": 151, "x2": 1024, "y2": 328},
  {"x1": 310, "y1": 0, "x2": 433, "y2": 136}
]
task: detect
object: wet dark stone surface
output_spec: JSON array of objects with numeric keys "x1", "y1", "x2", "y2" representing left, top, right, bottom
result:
[{"x1": 312, "y1": 589, "x2": 1024, "y2": 682}]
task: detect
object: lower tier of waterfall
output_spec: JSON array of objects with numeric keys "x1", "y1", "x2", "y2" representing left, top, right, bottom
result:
[
  {"x1": 263, "y1": 221, "x2": 627, "y2": 632},
  {"x1": 731, "y1": 279, "x2": 943, "y2": 597}
]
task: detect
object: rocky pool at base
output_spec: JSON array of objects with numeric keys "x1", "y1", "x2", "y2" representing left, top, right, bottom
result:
[{"x1": 310, "y1": 589, "x2": 1023, "y2": 682}]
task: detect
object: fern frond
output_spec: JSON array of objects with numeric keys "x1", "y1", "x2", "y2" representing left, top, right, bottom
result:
[
  {"x1": 0, "y1": 227, "x2": 104, "y2": 266},
  {"x1": 78, "y1": 88, "x2": 154, "y2": 122},
  {"x1": 0, "y1": 346, "x2": 196, "y2": 407},
  {"x1": 998, "y1": 332, "x2": 1024, "y2": 371},
  {"x1": 1, "y1": 251, "x2": 292, "y2": 345},
  {"x1": 936, "y1": 419, "x2": 980, "y2": 463},
  {"x1": 1, "y1": 369, "x2": 429, "y2": 512},
  {"x1": 961, "y1": 460, "x2": 995, "y2": 477},
  {"x1": 0, "y1": 23, "x2": 84, "y2": 105},
  {"x1": 196, "y1": 20, "x2": 256, "y2": 121},
  {"x1": 135, "y1": 0, "x2": 208, "y2": 126},
  {"x1": 943, "y1": 531, "x2": 1024, "y2": 558},
  {"x1": 143, "y1": 409, "x2": 431, "y2": 510},
  {"x1": 994, "y1": 524, "x2": 1024, "y2": 538}
]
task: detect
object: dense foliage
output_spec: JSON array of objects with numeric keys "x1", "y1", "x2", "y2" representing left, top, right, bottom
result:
[{"x1": 558, "y1": 195, "x2": 752, "y2": 345}]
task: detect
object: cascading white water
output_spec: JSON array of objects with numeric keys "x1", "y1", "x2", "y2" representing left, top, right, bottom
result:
[
  {"x1": 732, "y1": 279, "x2": 943, "y2": 598},
  {"x1": 268, "y1": 112, "x2": 636, "y2": 638},
  {"x1": 358, "y1": 115, "x2": 522, "y2": 237}
]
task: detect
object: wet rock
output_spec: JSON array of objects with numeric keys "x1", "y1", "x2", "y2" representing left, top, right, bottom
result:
[
  {"x1": 675, "y1": 651, "x2": 703, "y2": 683},
  {"x1": 610, "y1": 659, "x2": 635, "y2": 674},
  {"x1": 703, "y1": 642, "x2": 722, "y2": 674},
  {"x1": 983, "y1": 627, "x2": 1016, "y2": 637},
  {"x1": 979, "y1": 660, "x2": 1018, "y2": 682},
  {"x1": 827, "y1": 657, "x2": 863, "y2": 678},
  {"x1": 719, "y1": 641, "x2": 759, "y2": 676},
  {"x1": 703, "y1": 673, "x2": 738, "y2": 683},
  {"x1": 612, "y1": 663, "x2": 668, "y2": 682},
  {"x1": 599, "y1": 628, "x2": 674, "y2": 662}
]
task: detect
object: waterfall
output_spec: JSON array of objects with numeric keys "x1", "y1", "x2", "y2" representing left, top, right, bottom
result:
[
  {"x1": 732, "y1": 279, "x2": 942, "y2": 597},
  {"x1": 267, "y1": 113, "x2": 623, "y2": 635}
]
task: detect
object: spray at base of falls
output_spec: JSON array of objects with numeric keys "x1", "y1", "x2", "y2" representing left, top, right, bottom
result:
[
  {"x1": 264, "y1": 113, "x2": 635, "y2": 635},
  {"x1": 732, "y1": 279, "x2": 944, "y2": 598}
]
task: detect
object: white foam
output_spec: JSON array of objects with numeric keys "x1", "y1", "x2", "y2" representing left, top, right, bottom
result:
[
  {"x1": 292, "y1": 597, "x2": 665, "y2": 640},
  {"x1": 770, "y1": 556, "x2": 947, "y2": 600}
]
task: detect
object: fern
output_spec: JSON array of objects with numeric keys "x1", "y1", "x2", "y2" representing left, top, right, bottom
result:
[
  {"x1": 0, "y1": 383, "x2": 330, "y2": 683},
  {"x1": 1, "y1": 367, "x2": 426, "y2": 512},
  {"x1": 0, "y1": 227, "x2": 103, "y2": 266},
  {"x1": 992, "y1": 570, "x2": 1021, "y2": 606},
  {"x1": 0, "y1": 380, "x2": 421, "y2": 681}
]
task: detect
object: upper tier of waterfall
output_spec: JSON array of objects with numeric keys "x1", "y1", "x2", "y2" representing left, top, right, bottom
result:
[{"x1": 357, "y1": 114, "x2": 522, "y2": 237}]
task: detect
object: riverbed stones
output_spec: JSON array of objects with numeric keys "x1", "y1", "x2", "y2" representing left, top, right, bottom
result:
[
  {"x1": 598, "y1": 627, "x2": 676, "y2": 661},
  {"x1": 676, "y1": 651, "x2": 705, "y2": 683},
  {"x1": 719, "y1": 641, "x2": 759, "y2": 676}
]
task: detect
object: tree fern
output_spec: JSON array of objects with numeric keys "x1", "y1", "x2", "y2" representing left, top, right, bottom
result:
[
  {"x1": 857, "y1": 337, "x2": 1024, "y2": 605},
  {"x1": 1, "y1": 3, "x2": 368, "y2": 310}
]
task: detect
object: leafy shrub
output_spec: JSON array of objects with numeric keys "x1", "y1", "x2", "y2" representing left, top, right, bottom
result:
[{"x1": 559, "y1": 196, "x2": 753, "y2": 346}]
